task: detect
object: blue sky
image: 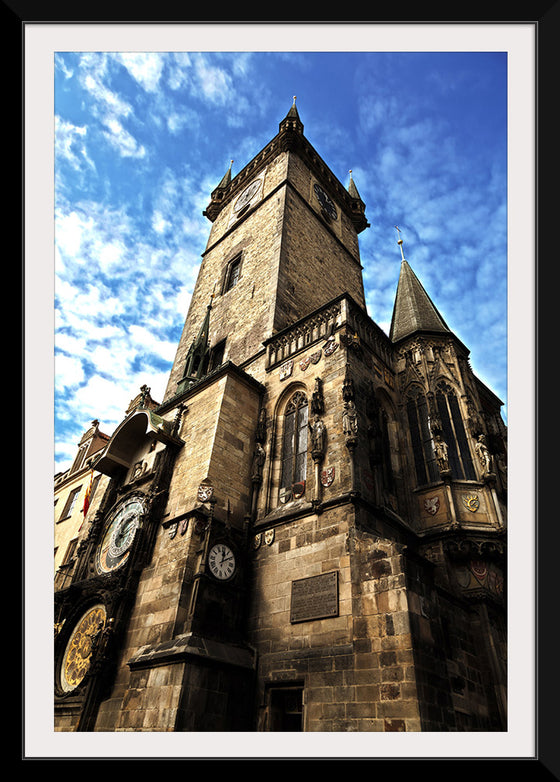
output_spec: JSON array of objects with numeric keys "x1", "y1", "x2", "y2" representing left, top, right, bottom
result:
[{"x1": 53, "y1": 45, "x2": 509, "y2": 473}]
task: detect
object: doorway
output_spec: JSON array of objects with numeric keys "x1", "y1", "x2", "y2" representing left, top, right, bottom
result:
[{"x1": 267, "y1": 685, "x2": 304, "y2": 731}]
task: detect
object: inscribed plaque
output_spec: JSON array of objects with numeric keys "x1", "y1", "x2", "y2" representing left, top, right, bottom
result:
[{"x1": 290, "y1": 571, "x2": 339, "y2": 623}]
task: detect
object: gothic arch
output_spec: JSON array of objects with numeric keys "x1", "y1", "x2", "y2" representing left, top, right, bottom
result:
[
  {"x1": 270, "y1": 383, "x2": 310, "y2": 506},
  {"x1": 370, "y1": 387, "x2": 400, "y2": 503},
  {"x1": 432, "y1": 379, "x2": 476, "y2": 480}
]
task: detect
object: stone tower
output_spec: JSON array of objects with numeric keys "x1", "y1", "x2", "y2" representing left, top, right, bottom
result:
[{"x1": 54, "y1": 100, "x2": 507, "y2": 733}]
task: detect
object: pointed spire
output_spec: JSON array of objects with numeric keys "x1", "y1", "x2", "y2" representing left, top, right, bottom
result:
[
  {"x1": 346, "y1": 170, "x2": 369, "y2": 233},
  {"x1": 279, "y1": 95, "x2": 303, "y2": 134},
  {"x1": 347, "y1": 169, "x2": 362, "y2": 201},
  {"x1": 389, "y1": 229, "x2": 450, "y2": 343},
  {"x1": 193, "y1": 294, "x2": 213, "y2": 349},
  {"x1": 216, "y1": 159, "x2": 233, "y2": 190}
]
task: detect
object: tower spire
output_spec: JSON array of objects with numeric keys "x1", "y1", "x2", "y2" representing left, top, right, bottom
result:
[
  {"x1": 389, "y1": 228, "x2": 451, "y2": 343},
  {"x1": 279, "y1": 95, "x2": 303, "y2": 134},
  {"x1": 395, "y1": 225, "x2": 406, "y2": 262}
]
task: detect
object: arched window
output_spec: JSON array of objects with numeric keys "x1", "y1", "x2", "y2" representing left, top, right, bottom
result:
[
  {"x1": 379, "y1": 408, "x2": 394, "y2": 493},
  {"x1": 435, "y1": 382, "x2": 476, "y2": 480},
  {"x1": 280, "y1": 391, "x2": 308, "y2": 502},
  {"x1": 406, "y1": 387, "x2": 439, "y2": 486}
]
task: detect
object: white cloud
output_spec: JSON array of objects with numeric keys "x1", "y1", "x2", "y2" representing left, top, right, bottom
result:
[
  {"x1": 82, "y1": 72, "x2": 132, "y2": 120},
  {"x1": 101, "y1": 116, "x2": 146, "y2": 159},
  {"x1": 55, "y1": 354, "x2": 85, "y2": 390},
  {"x1": 192, "y1": 54, "x2": 232, "y2": 105},
  {"x1": 55, "y1": 117, "x2": 95, "y2": 172},
  {"x1": 115, "y1": 53, "x2": 165, "y2": 93},
  {"x1": 167, "y1": 52, "x2": 193, "y2": 90}
]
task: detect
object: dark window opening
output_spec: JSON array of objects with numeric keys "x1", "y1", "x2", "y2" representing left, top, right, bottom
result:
[
  {"x1": 280, "y1": 392, "x2": 308, "y2": 502},
  {"x1": 224, "y1": 256, "x2": 241, "y2": 292},
  {"x1": 436, "y1": 385, "x2": 476, "y2": 480},
  {"x1": 406, "y1": 390, "x2": 438, "y2": 486},
  {"x1": 208, "y1": 340, "x2": 226, "y2": 372},
  {"x1": 267, "y1": 686, "x2": 304, "y2": 731},
  {"x1": 59, "y1": 486, "x2": 82, "y2": 520}
]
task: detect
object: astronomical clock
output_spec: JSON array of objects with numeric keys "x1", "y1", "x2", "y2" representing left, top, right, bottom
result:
[{"x1": 54, "y1": 403, "x2": 184, "y2": 731}]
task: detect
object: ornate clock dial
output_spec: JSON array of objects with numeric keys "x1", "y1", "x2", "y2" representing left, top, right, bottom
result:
[
  {"x1": 233, "y1": 179, "x2": 261, "y2": 214},
  {"x1": 208, "y1": 542, "x2": 236, "y2": 581},
  {"x1": 60, "y1": 604, "x2": 106, "y2": 692},
  {"x1": 96, "y1": 495, "x2": 145, "y2": 574},
  {"x1": 313, "y1": 183, "x2": 337, "y2": 220}
]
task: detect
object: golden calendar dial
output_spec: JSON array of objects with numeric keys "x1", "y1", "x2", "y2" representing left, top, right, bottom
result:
[{"x1": 60, "y1": 604, "x2": 106, "y2": 693}]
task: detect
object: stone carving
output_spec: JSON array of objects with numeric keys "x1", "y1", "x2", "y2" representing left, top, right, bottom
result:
[
  {"x1": 252, "y1": 442, "x2": 266, "y2": 481},
  {"x1": 256, "y1": 408, "x2": 267, "y2": 443},
  {"x1": 310, "y1": 377, "x2": 325, "y2": 415},
  {"x1": 475, "y1": 434, "x2": 494, "y2": 475},
  {"x1": 342, "y1": 400, "x2": 358, "y2": 440},
  {"x1": 342, "y1": 373, "x2": 354, "y2": 402},
  {"x1": 309, "y1": 415, "x2": 326, "y2": 460},
  {"x1": 433, "y1": 434, "x2": 450, "y2": 473}
]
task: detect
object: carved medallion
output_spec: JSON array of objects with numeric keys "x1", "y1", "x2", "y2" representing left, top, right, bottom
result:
[
  {"x1": 279, "y1": 487, "x2": 291, "y2": 504},
  {"x1": 197, "y1": 484, "x2": 214, "y2": 502},
  {"x1": 462, "y1": 493, "x2": 480, "y2": 512},
  {"x1": 321, "y1": 467, "x2": 335, "y2": 487},
  {"x1": 179, "y1": 517, "x2": 189, "y2": 536},
  {"x1": 253, "y1": 533, "x2": 262, "y2": 549},
  {"x1": 168, "y1": 522, "x2": 178, "y2": 540},
  {"x1": 470, "y1": 560, "x2": 487, "y2": 580},
  {"x1": 424, "y1": 496, "x2": 440, "y2": 516},
  {"x1": 292, "y1": 480, "x2": 306, "y2": 499},
  {"x1": 279, "y1": 360, "x2": 294, "y2": 380},
  {"x1": 310, "y1": 351, "x2": 322, "y2": 364},
  {"x1": 323, "y1": 338, "x2": 338, "y2": 357},
  {"x1": 299, "y1": 356, "x2": 311, "y2": 371},
  {"x1": 264, "y1": 529, "x2": 275, "y2": 546}
]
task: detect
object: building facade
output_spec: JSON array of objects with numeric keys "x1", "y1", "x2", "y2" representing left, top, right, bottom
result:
[{"x1": 54, "y1": 101, "x2": 507, "y2": 732}]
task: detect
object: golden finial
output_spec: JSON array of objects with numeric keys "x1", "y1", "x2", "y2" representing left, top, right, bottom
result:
[{"x1": 394, "y1": 226, "x2": 406, "y2": 261}]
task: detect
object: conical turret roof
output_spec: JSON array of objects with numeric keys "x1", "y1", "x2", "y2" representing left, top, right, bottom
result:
[{"x1": 389, "y1": 258, "x2": 450, "y2": 343}]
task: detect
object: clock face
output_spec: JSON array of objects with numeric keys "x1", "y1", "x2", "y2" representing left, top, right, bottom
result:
[
  {"x1": 96, "y1": 495, "x2": 145, "y2": 574},
  {"x1": 60, "y1": 604, "x2": 106, "y2": 692},
  {"x1": 313, "y1": 183, "x2": 337, "y2": 220},
  {"x1": 233, "y1": 179, "x2": 261, "y2": 214},
  {"x1": 208, "y1": 542, "x2": 236, "y2": 581}
]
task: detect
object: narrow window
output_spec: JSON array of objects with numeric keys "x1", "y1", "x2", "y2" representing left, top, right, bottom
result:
[
  {"x1": 71, "y1": 445, "x2": 88, "y2": 474},
  {"x1": 224, "y1": 256, "x2": 241, "y2": 292},
  {"x1": 59, "y1": 486, "x2": 82, "y2": 521},
  {"x1": 436, "y1": 384, "x2": 476, "y2": 480},
  {"x1": 280, "y1": 392, "x2": 308, "y2": 502},
  {"x1": 380, "y1": 409, "x2": 394, "y2": 492},
  {"x1": 208, "y1": 339, "x2": 226, "y2": 372},
  {"x1": 406, "y1": 388, "x2": 438, "y2": 486}
]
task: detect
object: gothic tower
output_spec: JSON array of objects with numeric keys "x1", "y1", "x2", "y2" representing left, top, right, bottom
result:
[{"x1": 54, "y1": 100, "x2": 507, "y2": 733}]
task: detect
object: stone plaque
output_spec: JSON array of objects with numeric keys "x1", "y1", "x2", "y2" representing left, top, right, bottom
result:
[{"x1": 290, "y1": 571, "x2": 338, "y2": 623}]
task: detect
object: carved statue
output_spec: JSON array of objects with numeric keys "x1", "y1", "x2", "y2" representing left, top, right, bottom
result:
[
  {"x1": 311, "y1": 377, "x2": 325, "y2": 415},
  {"x1": 309, "y1": 415, "x2": 326, "y2": 457},
  {"x1": 256, "y1": 408, "x2": 267, "y2": 443},
  {"x1": 140, "y1": 384, "x2": 151, "y2": 407},
  {"x1": 475, "y1": 434, "x2": 494, "y2": 474},
  {"x1": 342, "y1": 372, "x2": 354, "y2": 402},
  {"x1": 342, "y1": 400, "x2": 358, "y2": 439},
  {"x1": 251, "y1": 442, "x2": 266, "y2": 481},
  {"x1": 433, "y1": 434, "x2": 450, "y2": 472}
]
